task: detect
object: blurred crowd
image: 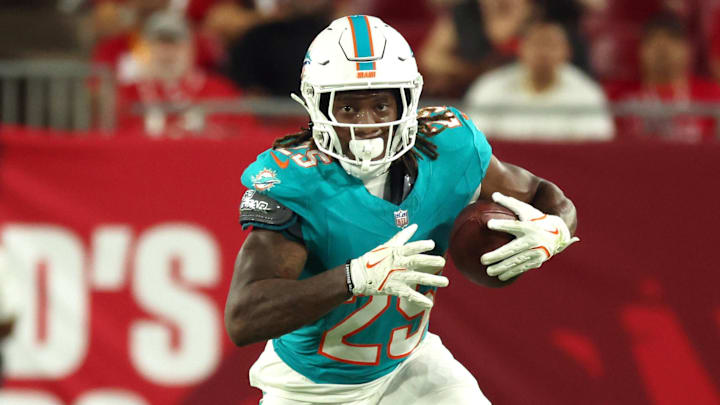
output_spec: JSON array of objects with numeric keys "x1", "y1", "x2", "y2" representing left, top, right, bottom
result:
[{"x1": 2, "y1": 0, "x2": 720, "y2": 141}]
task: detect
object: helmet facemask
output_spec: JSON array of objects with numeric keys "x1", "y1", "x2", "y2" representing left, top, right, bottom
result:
[{"x1": 293, "y1": 82, "x2": 422, "y2": 180}]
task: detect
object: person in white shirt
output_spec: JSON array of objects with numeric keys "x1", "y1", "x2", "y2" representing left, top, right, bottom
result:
[{"x1": 464, "y1": 19, "x2": 614, "y2": 141}]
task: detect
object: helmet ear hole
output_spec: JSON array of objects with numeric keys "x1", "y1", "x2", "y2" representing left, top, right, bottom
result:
[
  {"x1": 403, "y1": 89, "x2": 412, "y2": 118},
  {"x1": 319, "y1": 93, "x2": 331, "y2": 121},
  {"x1": 392, "y1": 89, "x2": 405, "y2": 120}
]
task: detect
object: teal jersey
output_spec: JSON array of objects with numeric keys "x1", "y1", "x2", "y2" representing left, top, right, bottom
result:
[{"x1": 240, "y1": 107, "x2": 492, "y2": 384}]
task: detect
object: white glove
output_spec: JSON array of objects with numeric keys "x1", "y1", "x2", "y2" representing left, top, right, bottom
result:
[
  {"x1": 480, "y1": 192, "x2": 579, "y2": 281},
  {"x1": 349, "y1": 224, "x2": 448, "y2": 309}
]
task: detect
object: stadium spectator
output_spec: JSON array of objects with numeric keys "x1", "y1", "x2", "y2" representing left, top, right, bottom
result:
[
  {"x1": 90, "y1": 0, "x2": 137, "y2": 41},
  {"x1": 419, "y1": 0, "x2": 591, "y2": 97},
  {"x1": 200, "y1": 1, "x2": 264, "y2": 46},
  {"x1": 585, "y1": 0, "x2": 702, "y2": 82},
  {"x1": 464, "y1": 19, "x2": 613, "y2": 141},
  {"x1": 225, "y1": 0, "x2": 332, "y2": 96},
  {"x1": 91, "y1": 0, "x2": 222, "y2": 83},
  {"x1": 535, "y1": 0, "x2": 596, "y2": 70},
  {"x1": 116, "y1": 11, "x2": 255, "y2": 137},
  {"x1": 199, "y1": 0, "x2": 365, "y2": 67},
  {"x1": 420, "y1": 0, "x2": 532, "y2": 97},
  {"x1": 608, "y1": 14, "x2": 720, "y2": 142}
]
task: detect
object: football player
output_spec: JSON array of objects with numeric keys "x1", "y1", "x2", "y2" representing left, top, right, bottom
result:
[{"x1": 225, "y1": 15, "x2": 579, "y2": 404}]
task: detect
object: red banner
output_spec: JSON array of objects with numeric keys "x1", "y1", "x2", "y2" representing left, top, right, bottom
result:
[{"x1": 0, "y1": 129, "x2": 718, "y2": 405}]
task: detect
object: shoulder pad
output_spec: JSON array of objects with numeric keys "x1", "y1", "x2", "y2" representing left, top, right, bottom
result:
[
  {"x1": 241, "y1": 146, "x2": 333, "y2": 198},
  {"x1": 239, "y1": 190, "x2": 295, "y2": 229},
  {"x1": 417, "y1": 106, "x2": 467, "y2": 132}
]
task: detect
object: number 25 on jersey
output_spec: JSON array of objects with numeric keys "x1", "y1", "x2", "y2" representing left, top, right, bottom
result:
[{"x1": 318, "y1": 291, "x2": 435, "y2": 365}]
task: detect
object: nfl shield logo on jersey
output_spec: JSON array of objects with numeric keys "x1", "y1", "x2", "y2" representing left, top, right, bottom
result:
[{"x1": 394, "y1": 209, "x2": 409, "y2": 228}]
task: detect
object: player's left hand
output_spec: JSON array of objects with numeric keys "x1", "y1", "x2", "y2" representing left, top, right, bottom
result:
[{"x1": 480, "y1": 192, "x2": 579, "y2": 281}]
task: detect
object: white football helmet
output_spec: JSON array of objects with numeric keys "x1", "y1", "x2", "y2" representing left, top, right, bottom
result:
[{"x1": 291, "y1": 15, "x2": 424, "y2": 179}]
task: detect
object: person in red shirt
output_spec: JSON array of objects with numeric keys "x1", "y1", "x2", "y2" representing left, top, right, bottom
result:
[
  {"x1": 608, "y1": 14, "x2": 720, "y2": 142},
  {"x1": 116, "y1": 11, "x2": 255, "y2": 138},
  {"x1": 91, "y1": 0, "x2": 222, "y2": 82},
  {"x1": 585, "y1": 0, "x2": 703, "y2": 82}
]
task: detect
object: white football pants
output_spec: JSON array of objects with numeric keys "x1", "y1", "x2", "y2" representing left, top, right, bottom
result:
[{"x1": 249, "y1": 333, "x2": 491, "y2": 405}]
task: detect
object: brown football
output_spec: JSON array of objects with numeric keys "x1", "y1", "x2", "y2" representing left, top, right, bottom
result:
[{"x1": 448, "y1": 199, "x2": 518, "y2": 288}]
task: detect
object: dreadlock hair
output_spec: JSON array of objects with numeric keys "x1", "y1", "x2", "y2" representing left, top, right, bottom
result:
[
  {"x1": 271, "y1": 107, "x2": 456, "y2": 174},
  {"x1": 272, "y1": 123, "x2": 315, "y2": 150}
]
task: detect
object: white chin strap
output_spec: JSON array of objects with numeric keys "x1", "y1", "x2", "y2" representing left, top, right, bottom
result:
[{"x1": 340, "y1": 138, "x2": 391, "y2": 181}]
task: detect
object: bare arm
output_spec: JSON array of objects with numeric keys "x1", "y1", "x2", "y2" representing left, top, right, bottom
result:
[
  {"x1": 224, "y1": 229, "x2": 351, "y2": 347},
  {"x1": 418, "y1": 14, "x2": 460, "y2": 77},
  {"x1": 480, "y1": 155, "x2": 577, "y2": 234}
]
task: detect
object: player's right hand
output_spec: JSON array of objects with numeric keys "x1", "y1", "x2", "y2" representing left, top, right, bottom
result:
[{"x1": 348, "y1": 224, "x2": 448, "y2": 309}]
